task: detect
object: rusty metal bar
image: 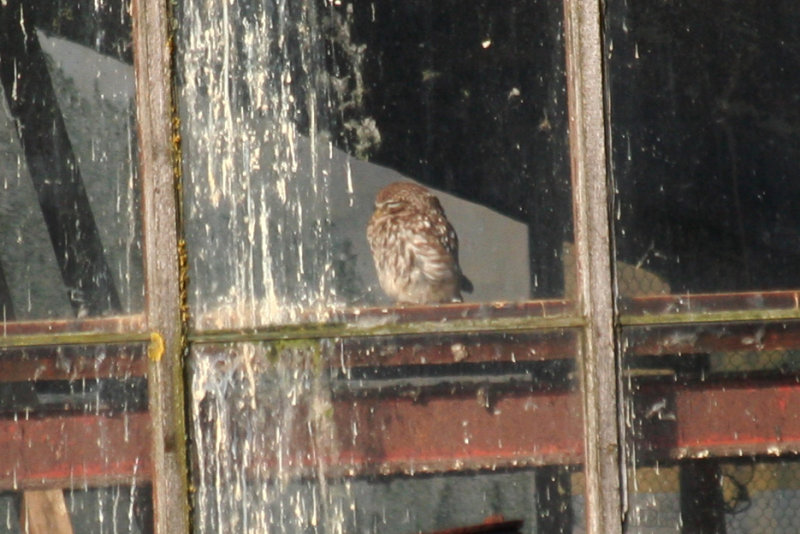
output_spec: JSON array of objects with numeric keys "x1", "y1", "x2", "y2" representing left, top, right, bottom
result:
[
  {"x1": 132, "y1": 0, "x2": 189, "y2": 531},
  {"x1": 563, "y1": 0, "x2": 623, "y2": 532},
  {"x1": 6, "y1": 360, "x2": 795, "y2": 491},
  {"x1": 193, "y1": 374, "x2": 800, "y2": 480},
  {"x1": 0, "y1": 343, "x2": 147, "y2": 382},
  {"x1": 235, "y1": 389, "x2": 584, "y2": 477}
]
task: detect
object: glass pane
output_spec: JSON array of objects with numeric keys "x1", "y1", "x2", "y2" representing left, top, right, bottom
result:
[
  {"x1": 0, "y1": 341, "x2": 152, "y2": 531},
  {"x1": 0, "y1": 0, "x2": 143, "y2": 321},
  {"x1": 179, "y1": 0, "x2": 572, "y2": 328},
  {"x1": 0, "y1": 486, "x2": 152, "y2": 534},
  {"x1": 621, "y1": 322, "x2": 800, "y2": 532},
  {"x1": 189, "y1": 332, "x2": 583, "y2": 533},
  {"x1": 607, "y1": 1, "x2": 800, "y2": 303}
]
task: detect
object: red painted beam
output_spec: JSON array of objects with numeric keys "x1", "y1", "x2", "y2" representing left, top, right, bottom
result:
[
  {"x1": 331, "y1": 390, "x2": 584, "y2": 474},
  {"x1": 340, "y1": 330, "x2": 578, "y2": 367},
  {"x1": 0, "y1": 344, "x2": 148, "y2": 382},
  {"x1": 5, "y1": 375, "x2": 791, "y2": 488},
  {"x1": 244, "y1": 389, "x2": 585, "y2": 477},
  {"x1": 623, "y1": 321, "x2": 800, "y2": 357},
  {"x1": 0, "y1": 315, "x2": 145, "y2": 337},
  {"x1": 238, "y1": 378, "x2": 800, "y2": 478},
  {"x1": 633, "y1": 380, "x2": 800, "y2": 460},
  {"x1": 0, "y1": 412, "x2": 152, "y2": 490}
]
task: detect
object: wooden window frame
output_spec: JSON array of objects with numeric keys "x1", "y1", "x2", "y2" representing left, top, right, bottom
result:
[{"x1": 4, "y1": 0, "x2": 800, "y2": 532}]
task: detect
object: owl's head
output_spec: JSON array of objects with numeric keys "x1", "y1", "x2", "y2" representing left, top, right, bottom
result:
[{"x1": 374, "y1": 181, "x2": 438, "y2": 213}]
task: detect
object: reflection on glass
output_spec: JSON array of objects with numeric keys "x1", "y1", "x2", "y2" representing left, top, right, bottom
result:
[
  {"x1": 0, "y1": 0, "x2": 142, "y2": 320},
  {"x1": 607, "y1": 1, "x2": 800, "y2": 295},
  {"x1": 189, "y1": 333, "x2": 582, "y2": 533},
  {"x1": 621, "y1": 323, "x2": 800, "y2": 532},
  {"x1": 179, "y1": 0, "x2": 572, "y2": 328}
]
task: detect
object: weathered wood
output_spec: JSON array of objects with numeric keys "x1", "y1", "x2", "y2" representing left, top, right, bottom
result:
[
  {"x1": 563, "y1": 0, "x2": 623, "y2": 530},
  {"x1": 20, "y1": 489, "x2": 74, "y2": 534},
  {"x1": 132, "y1": 0, "x2": 190, "y2": 530}
]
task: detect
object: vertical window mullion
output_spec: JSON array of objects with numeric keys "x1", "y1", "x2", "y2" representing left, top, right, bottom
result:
[
  {"x1": 133, "y1": 0, "x2": 190, "y2": 531},
  {"x1": 564, "y1": 0, "x2": 623, "y2": 532}
]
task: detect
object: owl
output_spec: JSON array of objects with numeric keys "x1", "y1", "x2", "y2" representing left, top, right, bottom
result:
[{"x1": 367, "y1": 181, "x2": 473, "y2": 304}]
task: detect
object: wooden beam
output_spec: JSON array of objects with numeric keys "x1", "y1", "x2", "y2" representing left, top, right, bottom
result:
[
  {"x1": 190, "y1": 373, "x2": 800, "y2": 479},
  {"x1": 20, "y1": 489, "x2": 74, "y2": 534},
  {"x1": 623, "y1": 320, "x2": 800, "y2": 357},
  {"x1": 620, "y1": 290, "x2": 800, "y2": 318},
  {"x1": 132, "y1": 0, "x2": 191, "y2": 530},
  {"x1": 563, "y1": 0, "x2": 623, "y2": 528},
  {"x1": 0, "y1": 316, "x2": 145, "y2": 339},
  {"x1": 339, "y1": 330, "x2": 579, "y2": 367}
]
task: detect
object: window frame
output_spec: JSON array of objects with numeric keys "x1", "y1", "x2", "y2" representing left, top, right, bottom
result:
[
  {"x1": 5, "y1": 0, "x2": 800, "y2": 532},
  {"x1": 132, "y1": 0, "x2": 190, "y2": 531},
  {"x1": 0, "y1": 0, "x2": 188, "y2": 530}
]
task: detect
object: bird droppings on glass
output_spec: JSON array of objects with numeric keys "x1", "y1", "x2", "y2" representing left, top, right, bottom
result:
[
  {"x1": 179, "y1": 0, "x2": 578, "y2": 532},
  {"x1": 179, "y1": 0, "x2": 571, "y2": 330},
  {"x1": 188, "y1": 338, "x2": 579, "y2": 534},
  {"x1": 1, "y1": 0, "x2": 153, "y2": 529}
]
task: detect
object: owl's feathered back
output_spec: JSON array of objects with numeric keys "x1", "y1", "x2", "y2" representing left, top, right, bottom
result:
[{"x1": 367, "y1": 181, "x2": 472, "y2": 304}]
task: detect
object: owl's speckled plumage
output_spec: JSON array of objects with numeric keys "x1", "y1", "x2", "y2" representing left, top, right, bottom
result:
[{"x1": 367, "y1": 182, "x2": 473, "y2": 304}]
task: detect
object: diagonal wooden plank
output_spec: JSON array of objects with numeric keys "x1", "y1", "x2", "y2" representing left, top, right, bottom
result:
[{"x1": 20, "y1": 489, "x2": 74, "y2": 534}]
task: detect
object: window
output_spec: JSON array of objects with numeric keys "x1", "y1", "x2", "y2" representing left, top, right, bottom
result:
[
  {"x1": 179, "y1": 0, "x2": 587, "y2": 531},
  {"x1": 607, "y1": 1, "x2": 800, "y2": 531},
  {"x1": 2, "y1": 0, "x2": 799, "y2": 532},
  {"x1": 0, "y1": 0, "x2": 181, "y2": 532}
]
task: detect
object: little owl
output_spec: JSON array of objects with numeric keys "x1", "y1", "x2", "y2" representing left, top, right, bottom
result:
[{"x1": 367, "y1": 181, "x2": 473, "y2": 304}]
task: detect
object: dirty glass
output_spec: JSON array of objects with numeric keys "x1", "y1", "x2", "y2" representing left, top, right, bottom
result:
[
  {"x1": 189, "y1": 333, "x2": 583, "y2": 533},
  {"x1": 608, "y1": 2, "x2": 800, "y2": 530},
  {"x1": 607, "y1": 1, "x2": 800, "y2": 304},
  {"x1": 178, "y1": 0, "x2": 572, "y2": 328},
  {"x1": 0, "y1": 341, "x2": 152, "y2": 532},
  {"x1": 621, "y1": 322, "x2": 800, "y2": 532},
  {"x1": 0, "y1": 1, "x2": 152, "y2": 532},
  {"x1": 0, "y1": 0, "x2": 143, "y2": 321},
  {"x1": 178, "y1": 0, "x2": 580, "y2": 532}
]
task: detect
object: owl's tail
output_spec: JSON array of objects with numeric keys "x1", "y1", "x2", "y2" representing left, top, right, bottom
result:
[{"x1": 460, "y1": 272, "x2": 474, "y2": 294}]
